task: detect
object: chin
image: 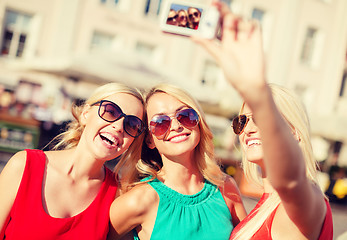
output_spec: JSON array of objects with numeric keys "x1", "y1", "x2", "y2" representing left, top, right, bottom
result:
[{"x1": 245, "y1": 152, "x2": 263, "y2": 163}]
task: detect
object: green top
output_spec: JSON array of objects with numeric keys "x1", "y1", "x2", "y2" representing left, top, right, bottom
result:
[{"x1": 133, "y1": 177, "x2": 233, "y2": 240}]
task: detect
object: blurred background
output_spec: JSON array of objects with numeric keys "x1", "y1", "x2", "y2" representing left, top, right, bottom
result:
[{"x1": 0, "y1": 0, "x2": 347, "y2": 238}]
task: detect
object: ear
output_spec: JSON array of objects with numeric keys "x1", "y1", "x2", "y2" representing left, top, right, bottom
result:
[
  {"x1": 145, "y1": 133, "x2": 156, "y2": 149},
  {"x1": 80, "y1": 104, "x2": 91, "y2": 126}
]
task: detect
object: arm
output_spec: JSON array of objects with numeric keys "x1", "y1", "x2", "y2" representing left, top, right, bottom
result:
[
  {"x1": 0, "y1": 151, "x2": 27, "y2": 237},
  {"x1": 195, "y1": 1, "x2": 326, "y2": 237},
  {"x1": 108, "y1": 183, "x2": 158, "y2": 240},
  {"x1": 220, "y1": 175, "x2": 247, "y2": 226}
]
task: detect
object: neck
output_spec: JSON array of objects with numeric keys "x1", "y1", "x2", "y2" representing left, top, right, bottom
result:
[
  {"x1": 63, "y1": 148, "x2": 105, "y2": 181},
  {"x1": 159, "y1": 154, "x2": 204, "y2": 195}
]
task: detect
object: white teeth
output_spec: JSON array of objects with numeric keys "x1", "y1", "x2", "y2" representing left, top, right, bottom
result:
[
  {"x1": 100, "y1": 133, "x2": 118, "y2": 146},
  {"x1": 170, "y1": 135, "x2": 187, "y2": 142},
  {"x1": 247, "y1": 139, "x2": 261, "y2": 146}
]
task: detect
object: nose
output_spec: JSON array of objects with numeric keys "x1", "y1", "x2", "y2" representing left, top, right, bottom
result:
[
  {"x1": 111, "y1": 116, "x2": 124, "y2": 133},
  {"x1": 170, "y1": 117, "x2": 183, "y2": 132},
  {"x1": 242, "y1": 118, "x2": 257, "y2": 135}
]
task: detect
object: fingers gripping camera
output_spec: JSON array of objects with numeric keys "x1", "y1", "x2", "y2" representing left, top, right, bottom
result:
[{"x1": 160, "y1": 0, "x2": 220, "y2": 39}]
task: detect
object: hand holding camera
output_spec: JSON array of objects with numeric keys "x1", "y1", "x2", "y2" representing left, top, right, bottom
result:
[{"x1": 191, "y1": 1, "x2": 266, "y2": 102}]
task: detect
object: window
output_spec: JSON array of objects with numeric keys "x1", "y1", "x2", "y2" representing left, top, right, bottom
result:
[
  {"x1": 250, "y1": 7, "x2": 272, "y2": 51},
  {"x1": 100, "y1": 0, "x2": 130, "y2": 12},
  {"x1": 145, "y1": 0, "x2": 162, "y2": 16},
  {"x1": 300, "y1": 27, "x2": 323, "y2": 67},
  {"x1": 301, "y1": 28, "x2": 317, "y2": 63},
  {"x1": 135, "y1": 42, "x2": 155, "y2": 58},
  {"x1": 252, "y1": 8, "x2": 265, "y2": 23},
  {"x1": 221, "y1": 0, "x2": 233, "y2": 6},
  {"x1": 90, "y1": 31, "x2": 114, "y2": 51},
  {"x1": 201, "y1": 61, "x2": 219, "y2": 87},
  {"x1": 100, "y1": 0, "x2": 119, "y2": 5},
  {"x1": 1, "y1": 10, "x2": 32, "y2": 58}
]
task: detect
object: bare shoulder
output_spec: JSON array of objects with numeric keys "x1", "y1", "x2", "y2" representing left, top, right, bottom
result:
[
  {"x1": 220, "y1": 174, "x2": 247, "y2": 224},
  {"x1": 220, "y1": 174, "x2": 242, "y2": 200},
  {"x1": 109, "y1": 181, "x2": 159, "y2": 238},
  {"x1": 0, "y1": 151, "x2": 27, "y2": 180},
  {"x1": 113, "y1": 182, "x2": 159, "y2": 215},
  {"x1": 0, "y1": 151, "x2": 28, "y2": 222}
]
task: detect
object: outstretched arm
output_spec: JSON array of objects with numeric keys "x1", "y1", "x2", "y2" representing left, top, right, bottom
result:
[{"x1": 194, "y1": 1, "x2": 326, "y2": 237}]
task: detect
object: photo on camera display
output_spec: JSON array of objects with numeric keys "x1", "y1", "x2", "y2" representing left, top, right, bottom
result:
[{"x1": 165, "y1": 4, "x2": 203, "y2": 30}]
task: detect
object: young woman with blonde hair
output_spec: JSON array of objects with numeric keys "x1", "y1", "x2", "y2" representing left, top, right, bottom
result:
[
  {"x1": 109, "y1": 83, "x2": 247, "y2": 240},
  {"x1": 195, "y1": 1, "x2": 333, "y2": 239},
  {"x1": 0, "y1": 82, "x2": 146, "y2": 240}
]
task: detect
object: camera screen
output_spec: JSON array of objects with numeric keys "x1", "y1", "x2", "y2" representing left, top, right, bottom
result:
[{"x1": 166, "y1": 4, "x2": 203, "y2": 30}]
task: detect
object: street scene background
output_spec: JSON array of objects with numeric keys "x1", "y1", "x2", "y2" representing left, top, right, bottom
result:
[{"x1": 0, "y1": 0, "x2": 347, "y2": 239}]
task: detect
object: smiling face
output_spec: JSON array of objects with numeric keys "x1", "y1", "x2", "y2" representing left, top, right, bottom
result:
[
  {"x1": 238, "y1": 104, "x2": 264, "y2": 166},
  {"x1": 177, "y1": 10, "x2": 188, "y2": 27},
  {"x1": 80, "y1": 93, "x2": 144, "y2": 161},
  {"x1": 166, "y1": 9, "x2": 178, "y2": 26},
  {"x1": 188, "y1": 8, "x2": 201, "y2": 24},
  {"x1": 146, "y1": 92, "x2": 200, "y2": 161}
]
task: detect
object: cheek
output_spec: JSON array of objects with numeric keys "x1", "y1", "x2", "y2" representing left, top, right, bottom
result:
[
  {"x1": 123, "y1": 137, "x2": 136, "y2": 149},
  {"x1": 239, "y1": 135, "x2": 247, "y2": 151},
  {"x1": 192, "y1": 126, "x2": 201, "y2": 147}
]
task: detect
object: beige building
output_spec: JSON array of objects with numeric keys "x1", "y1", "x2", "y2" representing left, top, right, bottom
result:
[{"x1": 0, "y1": 0, "x2": 347, "y2": 166}]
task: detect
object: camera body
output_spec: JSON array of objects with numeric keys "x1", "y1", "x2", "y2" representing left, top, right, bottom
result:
[{"x1": 159, "y1": 0, "x2": 220, "y2": 39}]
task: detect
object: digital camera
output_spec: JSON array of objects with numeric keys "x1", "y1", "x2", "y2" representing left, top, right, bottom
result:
[{"x1": 159, "y1": 0, "x2": 220, "y2": 39}]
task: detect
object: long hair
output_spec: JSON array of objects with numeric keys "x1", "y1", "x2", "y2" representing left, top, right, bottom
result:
[
  {"x1": 233, "y1": 83, "x2": 322, "y2": 239},
  {"x1": 52, "y1": 82, "x2": 145, "y2": 182},
  {"x1": 121, "y1": 83, "x2": 226, "y2": 192}
]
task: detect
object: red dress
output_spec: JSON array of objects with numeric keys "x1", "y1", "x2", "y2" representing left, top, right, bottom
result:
[
  {"x1": 2, "y1": 149, "x2": 118, "y2": 240},
  {"x1": 230, "y1": 193, "x2": 333, "y2": 240}
]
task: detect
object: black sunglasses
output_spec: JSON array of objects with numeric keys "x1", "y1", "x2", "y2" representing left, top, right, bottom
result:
[
  {"x1": 92, "y1": 100, "x2": 145, "y2": 138},
  {"x1": 188, "y1": 12, "x2": 199, "y2": 19},
  {"x1": 167, "y1": 15, "x2": 178, "y2": 22},
  {"x1": 178, "y1": 15, "x2": 187, "y2": 21},
  {"x1": 232, "y1": 114, "x2": 255, "y2": 135},
  {"x1": 149, "y1": 108, "x2": 199, "y2": 137}
]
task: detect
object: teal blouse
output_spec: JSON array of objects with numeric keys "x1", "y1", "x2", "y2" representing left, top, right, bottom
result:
[{"x1": 133, "y1": 178, "x2": 233, "y2": 240}]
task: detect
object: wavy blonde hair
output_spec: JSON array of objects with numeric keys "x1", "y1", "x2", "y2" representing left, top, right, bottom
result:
[
  {"x1": 233, "y1": 83, "x2": 322, "y2": 239},
  {"x1": 52, "y1": 82, "x2": 145, "y2": 179},
  {"x1": 119, "y1": 83, "x2": 226, "y2": 192}
]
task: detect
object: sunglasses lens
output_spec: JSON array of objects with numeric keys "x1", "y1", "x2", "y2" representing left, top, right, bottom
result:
[
  {"x1": 150, "y1": 108, "x2": 199, "y2": 137},
  {"x1": 189, "y1": 12, "x2": 199, "y2": 19},
  {"x1": 232, "y1": 115, "x2": 247, "y2": 135},
  {"x1": 150, "y1": 115, "x2": 171, "y2": 137},
  {"x1": 98, "y1": 101, "x2": 144, "y2": 138},
  {"x1": 99, "y1": 101, "x2": 122, "y2": 122},
  {"x1": 168, "y1": 15, "x2": 177, "y2": 21},
  {"x1": 176, "y1": 108, "x2": 199, "y2": 128},
  {"x1": 124, "y1": 116, "x2": 145, "y2": 138}
]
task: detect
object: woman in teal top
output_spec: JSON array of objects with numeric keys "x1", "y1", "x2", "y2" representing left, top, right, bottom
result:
[{"x1": 108, "y1": 84, "x2": 247, "y2": 240}]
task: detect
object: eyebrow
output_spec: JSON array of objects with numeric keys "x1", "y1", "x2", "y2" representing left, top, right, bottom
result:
[{"x1": 151, "y1": 105, "x2": 187, "y2": 117}]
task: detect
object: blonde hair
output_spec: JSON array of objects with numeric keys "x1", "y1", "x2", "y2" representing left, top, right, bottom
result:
[
  {"x1": 233, "y1": 83, "x2": 322, "y2": 239},
  {"x1": 121, "y1": 83, "x2": 226, "y2": 192},
  {"x1": 52, "y1": 83, "x2": 145, "y2": 180}
]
